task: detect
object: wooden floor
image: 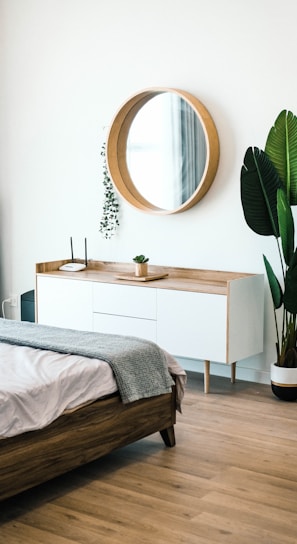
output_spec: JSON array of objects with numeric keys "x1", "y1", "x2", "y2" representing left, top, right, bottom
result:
[{"x1": 1, "y1": 372, "x2": 297, "y2": 544}]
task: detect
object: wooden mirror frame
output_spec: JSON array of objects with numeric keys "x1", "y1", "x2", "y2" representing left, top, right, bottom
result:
[{"x1": 106, "y1": 87, "x2": 220, "y2": 215}]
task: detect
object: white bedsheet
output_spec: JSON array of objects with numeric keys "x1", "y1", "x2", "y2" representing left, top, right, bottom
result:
[
  {"x1": 0, "y1": 342, "x2": 186, "y2": 438},
  {"x1": 0, "y1": 342, "x2": 117, "y2": 438}
]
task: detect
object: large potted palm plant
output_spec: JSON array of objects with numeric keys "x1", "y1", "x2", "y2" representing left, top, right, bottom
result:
[{"x1": 240, "y1": 110, "x2": 297, "y2": 400}]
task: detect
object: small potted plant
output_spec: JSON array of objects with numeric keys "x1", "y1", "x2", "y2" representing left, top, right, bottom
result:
[
  {"x1": 133, "y1": 255, "x2": 149, "y2": 277},
  {"x1": 240, "y1": 110, "x2": 297, "y2": 400}
]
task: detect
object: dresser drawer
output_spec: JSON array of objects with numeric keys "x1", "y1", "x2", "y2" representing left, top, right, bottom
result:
[
  {"x1": 93, "y1": 313, "x2": 157, "y2": 342},
  {"x1": 93, "y1": 283, "x2": 156, "y2": 319}
]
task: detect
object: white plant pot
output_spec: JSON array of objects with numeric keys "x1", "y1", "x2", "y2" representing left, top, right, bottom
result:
[{"x1": 271, "y1": 363, "x2": 297, "y2": 401}]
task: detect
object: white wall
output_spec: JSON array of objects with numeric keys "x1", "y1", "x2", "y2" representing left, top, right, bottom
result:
[{"x1": 1, "y1": 0, "x2": 297, "y2": 383}]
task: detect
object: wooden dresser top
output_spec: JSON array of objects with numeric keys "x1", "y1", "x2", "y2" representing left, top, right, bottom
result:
[{"x1": 36, "y1": 260, "x2": 260, "y2": 296}]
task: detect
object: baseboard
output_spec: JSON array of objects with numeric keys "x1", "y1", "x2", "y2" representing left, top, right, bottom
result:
[{"x1": 176, "y1": 357, "x2": 271, "y2": 385}]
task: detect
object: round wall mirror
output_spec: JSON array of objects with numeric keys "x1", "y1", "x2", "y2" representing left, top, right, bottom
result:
[{"x1": 106, "y1": 88, "x2": 220, "y2": 215}]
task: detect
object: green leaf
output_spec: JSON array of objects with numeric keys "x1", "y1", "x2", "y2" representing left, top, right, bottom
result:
[
  {"x1": 133, "y1": 254, "x2": 149, "y2": 263},
  {"x1": 277, "y1": 187, "x2": 295, "y2": 266},
  {"x1": 265, "y1": 110, "x2": 297, "y2": 205},
  {"x1": 263, "y1": 255, "x2": 283, "y2": 309},
  {"x1": 240, "y1": 147, "x2": 283, "y2": 237},
  {"x1": 284, "y1": 248, "x2": 297, "y2": 313}
]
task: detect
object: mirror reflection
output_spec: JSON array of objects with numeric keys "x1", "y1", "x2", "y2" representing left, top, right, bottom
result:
[
  {"x1": 107, "y1": 88, "x2": 219, "y2": 214},
  {"x1": 126, "y1": 93, "x2": 207, "y2": 210}
]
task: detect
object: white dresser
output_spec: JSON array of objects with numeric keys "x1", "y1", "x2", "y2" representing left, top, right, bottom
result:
[{"x1": 36, "y1": 260, "x2": 264, "y2": 392}]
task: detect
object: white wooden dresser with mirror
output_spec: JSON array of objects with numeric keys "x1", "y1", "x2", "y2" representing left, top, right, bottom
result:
[
  {"x1": 35, "y1": 260, "x2": 264, "y2": 393},
  {"x1": 35, "y1": 89, "x2": 264, "y2": 392}
]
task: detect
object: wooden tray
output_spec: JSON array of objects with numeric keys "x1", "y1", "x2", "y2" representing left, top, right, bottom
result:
[{"x1": 115, "y1": 272, "x2": 168, "y2": 282}]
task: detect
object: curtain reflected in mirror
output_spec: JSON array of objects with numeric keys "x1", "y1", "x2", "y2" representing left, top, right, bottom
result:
[{"x1": 126, "y1": 93, "x2": 207, "y2": 210}]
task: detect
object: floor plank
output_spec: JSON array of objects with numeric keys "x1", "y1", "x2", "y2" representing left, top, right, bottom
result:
[{"x1": 1, "y1": 372, "x2": 297, "y2": 544}]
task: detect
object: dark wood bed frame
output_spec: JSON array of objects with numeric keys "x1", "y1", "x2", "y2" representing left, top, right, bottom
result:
[{"x1": 0, "y1": 387, "x2": 176, "y2": 501}]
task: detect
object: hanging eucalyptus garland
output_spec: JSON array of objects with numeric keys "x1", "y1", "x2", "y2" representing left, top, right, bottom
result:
[{"x1": 99, "y1": 143, "x2": 120, "y2": 239}]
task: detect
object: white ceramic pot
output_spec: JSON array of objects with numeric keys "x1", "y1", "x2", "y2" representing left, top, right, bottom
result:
[{"x1": 271, "y1": 363, "x2": 297, "y2": 401}]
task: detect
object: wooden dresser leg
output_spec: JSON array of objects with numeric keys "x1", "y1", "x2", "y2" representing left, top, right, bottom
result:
[
  {"x1": 231, "y1": 362, "x2": 236, "y2": 383},
  {"x1": 204, "y1": 360, "x2": 210, "y2": 394}
]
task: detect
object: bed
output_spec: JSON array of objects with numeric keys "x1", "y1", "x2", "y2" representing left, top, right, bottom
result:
[{"x1": 0, "y1": 319, "x2": 186, "y2": 501}]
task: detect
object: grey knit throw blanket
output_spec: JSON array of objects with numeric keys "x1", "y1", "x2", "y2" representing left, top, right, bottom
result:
[{"x1": 0, "y1": 319, "x2": 174, "y2": 403}]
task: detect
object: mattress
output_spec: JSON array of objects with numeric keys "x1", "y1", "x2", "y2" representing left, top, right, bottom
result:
[{"x1": 0, "y1": 342, "x2": 186, "y2": 438}]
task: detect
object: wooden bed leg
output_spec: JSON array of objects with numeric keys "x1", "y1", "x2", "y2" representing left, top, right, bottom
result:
[{"x1": 160, "y1": 426, "x2": 176, "y2": 447}]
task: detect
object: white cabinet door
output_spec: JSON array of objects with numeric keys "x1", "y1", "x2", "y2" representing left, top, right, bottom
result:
[
  {"x1": 157, "y1": 289, "x2": 228, "y2": 362},
  {"x1": 36, "y1": 276, "x2": 93, "y2": 331}
]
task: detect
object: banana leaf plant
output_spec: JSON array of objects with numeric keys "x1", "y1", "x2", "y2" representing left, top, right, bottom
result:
[{"x1": 240, "y1": 110, "x2": 297, "y2": 367}]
